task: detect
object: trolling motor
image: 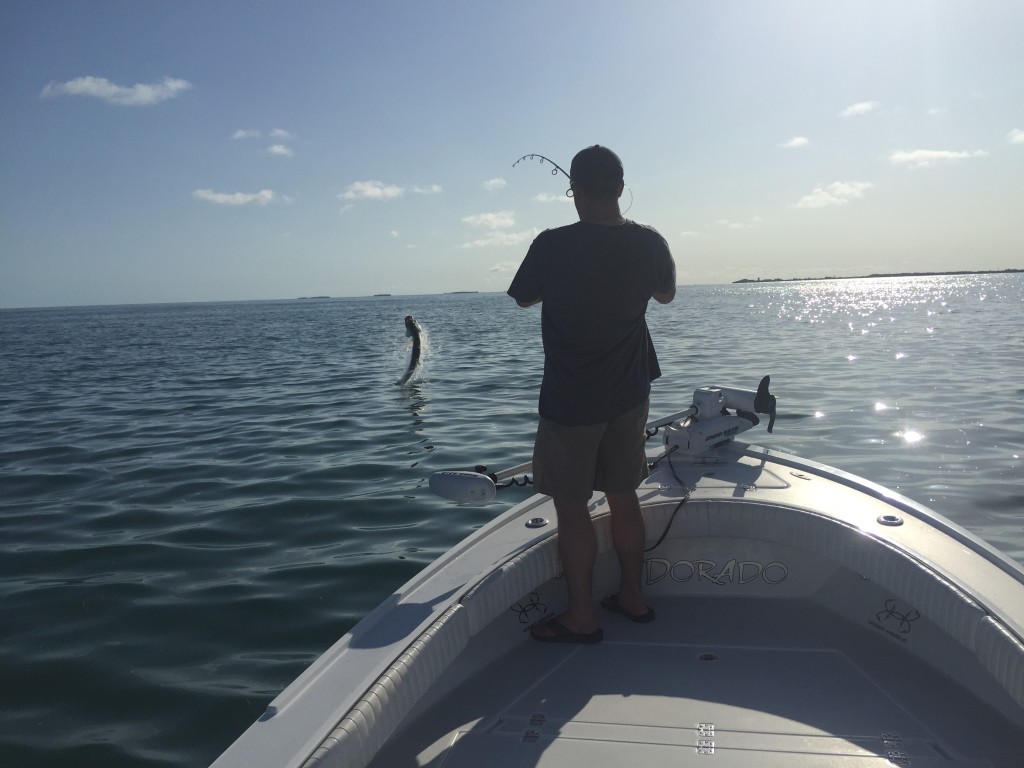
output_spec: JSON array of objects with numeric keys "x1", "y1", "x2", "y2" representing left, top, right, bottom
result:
[
  {"x1": 659, "y1": 375, "x2": 777, "y2": 456},
  {"x1": 429, "y1": 377, "x2": 777, "y2": 504}
]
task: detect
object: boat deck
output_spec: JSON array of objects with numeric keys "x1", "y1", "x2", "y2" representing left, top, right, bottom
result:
[{"x1": 370, "y1": 595, "x2": 1024, "y2": 767}]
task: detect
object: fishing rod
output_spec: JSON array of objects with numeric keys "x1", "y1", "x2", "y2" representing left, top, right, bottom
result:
[
  {"x1": 512, "y1": 154, "x2": 573, "y2": 198},
  {"x1": 512, "y1": 152, "x2": 633, "y2": 213}
]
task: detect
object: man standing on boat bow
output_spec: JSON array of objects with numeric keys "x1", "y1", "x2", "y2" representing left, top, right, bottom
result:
[{"x1": 508, "y1": 145, "x2": 676, "y2": 643}]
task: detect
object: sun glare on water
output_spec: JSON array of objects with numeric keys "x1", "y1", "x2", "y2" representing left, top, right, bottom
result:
[{"x1": 897, "y1": 429, "x2": 925, "y2": 445}]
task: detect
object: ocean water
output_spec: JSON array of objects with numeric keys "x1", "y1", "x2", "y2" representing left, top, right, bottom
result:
[{"x1": 2, "y1": 274, "x2": 1022, "y2": 768}]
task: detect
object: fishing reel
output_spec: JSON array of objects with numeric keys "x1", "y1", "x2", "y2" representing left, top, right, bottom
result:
[{"x1": 662, "y1": 376, "x2": 777, "y2": 456}]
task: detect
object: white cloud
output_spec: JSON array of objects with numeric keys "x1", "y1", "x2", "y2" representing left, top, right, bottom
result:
[
  {"x1": 462, "y1": 211, "x2": 515, "y2": 230},
  {"x1": 489, "y1": 260, "x2": 521, "y2": 273},
  {"x1": 193, "y1": 189, "x2": 274, "y2": 206},
  {"x1": 711, "y1": 217, "x2": 763, "y2": 230},
  {"x1": 795, "y1": 181, "x2": 873, "y2": 209},
  {"x1": 839, "y1": 101, "x2": 881, "y2": 118},
  {"x1": 390, "y1": 230, "x2": 400, "y2": 238},
  {"x1": 339, "y1": 181, "x2": 438, "y2": 199},
  {"x1": 41, "y1": 75, "x2": 192, "y2": 106},
  {"x1": 533, "y1": 192, "x2": 572, "y2": 204},
  {"x1": 928, "y1": 108, "x2": 948, "y2": 117},
  {"x1": 267, "y1": 144, "x2": 294, "y2": 157},
  {"x1": 1009, "y1": 129, "x2": 1024, "y2": 145},
  {"x1": 484, "y1": 177, "x2": 507, "y2": 191},
  {"x1": 236, "y1": 128, "x2": 292, "y2": 143},
  {"x1": 888, "y1": 149, "x2": 988, "y2": 168},
  {"x1": 461, "y1": 229, "x2": 538, "y2": 249},
  {"x1": 341, "y1": 180, "x2": 404, "y2": 200},
  {"x1": 780, "y1": 136, "x2": 809, "y2": 149},
  {"x1": 680, "y1": 231, "x2": 699, "y2": 238}
]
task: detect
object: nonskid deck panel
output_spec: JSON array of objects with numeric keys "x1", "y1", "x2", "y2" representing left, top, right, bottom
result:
[{"x1": 371, "y1": 596, "x2": 1024, "y2": 767}]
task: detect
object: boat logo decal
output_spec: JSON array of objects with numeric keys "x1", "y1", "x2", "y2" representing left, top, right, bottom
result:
[
  {"x1": 644, "y1": 558, "x2": 789, "y2": 586},
  {"x1": 696, "y1": 722, "x2": 716, "y2": 755},
  {"x1": 870, "y1": 598, "x2": 920, "y2": 642},
  {"x1": 882, "y1": 732, "x2": 903, "y2": 749},
  {"x1": 511, "y1": 592, "x2": 547, "y2": 624}
]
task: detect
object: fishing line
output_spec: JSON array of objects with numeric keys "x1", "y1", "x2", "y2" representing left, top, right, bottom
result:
[{"x1": 513, "y1": 153, "x2": 634, "y2": 214}]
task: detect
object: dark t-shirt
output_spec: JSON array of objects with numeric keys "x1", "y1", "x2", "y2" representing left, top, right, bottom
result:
[{"x1": 508, "y1": 220, "x2": 675, "y2": 426}]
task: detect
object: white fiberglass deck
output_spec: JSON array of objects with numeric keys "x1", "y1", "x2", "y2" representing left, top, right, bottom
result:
[{"x1": 370, "y1": 594, "x2": 1024, "y2": 767}]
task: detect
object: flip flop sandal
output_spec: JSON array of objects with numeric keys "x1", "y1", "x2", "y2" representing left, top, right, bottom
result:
[
  {"x1": 530, "y1": 617, "x2": 604, "y2": 644},
  {"x1": 601, "y1": 594, "x2": 656, "y2": 623}
]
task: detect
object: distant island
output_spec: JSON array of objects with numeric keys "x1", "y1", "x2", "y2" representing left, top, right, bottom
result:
[
  {"x1": 445, "y1": 290, "x2": 479, "y2": 294},
  {"x1": 297, "y1": 295, "x2": 331, "y2": 299},
  {"x1": 373, "y1": 293, "x2": 392, "y2": 297},
  {"x1": 734, "y1": 268, "x2": 1022, "y2": 284}
]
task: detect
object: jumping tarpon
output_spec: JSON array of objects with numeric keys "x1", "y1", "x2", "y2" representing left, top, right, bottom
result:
[{"x1": 397, "y1": 315, "x2": 422, "y2": 385}]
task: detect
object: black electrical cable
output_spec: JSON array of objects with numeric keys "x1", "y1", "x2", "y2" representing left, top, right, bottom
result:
[
  {"x1": 644, "y1": 445, "x2": 691, "y2": 553},
  {"x1": 496, "y1": 475, "x2": 533, "y2": 490}
]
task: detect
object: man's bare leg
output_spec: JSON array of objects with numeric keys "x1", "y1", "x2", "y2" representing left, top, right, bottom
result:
[
  {"x1": 533, "y1": 497, "x2": 599, "y2": 636},
  {"x1": 605, "y1": 491, "x2": 649, "y2": 616}
]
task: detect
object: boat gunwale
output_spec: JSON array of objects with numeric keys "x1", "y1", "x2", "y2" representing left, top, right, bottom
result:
[{"x1": 725, "y1": 442, "x2": 1024, "y2": 587}]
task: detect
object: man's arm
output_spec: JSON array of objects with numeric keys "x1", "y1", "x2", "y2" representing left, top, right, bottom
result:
[
  {"x1": 652, "y1": 286, "x2": 675, "y2": 304},
  {"x1": 509, "y1": 232, "x2": 547, "y2": 307},
  {"x1": 653, "y1": 256, "x2": 676, "y2": 304}
]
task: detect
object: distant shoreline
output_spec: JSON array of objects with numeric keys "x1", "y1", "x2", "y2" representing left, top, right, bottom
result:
[{"x1": 734, "y1": 268, "x2": 1022, "y2": 284}]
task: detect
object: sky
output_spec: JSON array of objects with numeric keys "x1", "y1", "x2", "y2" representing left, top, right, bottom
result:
[{"x1": 2, "y1": 0, "x2": 1022, "y2": 308}]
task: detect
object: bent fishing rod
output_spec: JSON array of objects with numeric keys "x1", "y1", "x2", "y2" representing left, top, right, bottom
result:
[{"x1": 512, "y1": 153, "x2": 633, "y2": 212}]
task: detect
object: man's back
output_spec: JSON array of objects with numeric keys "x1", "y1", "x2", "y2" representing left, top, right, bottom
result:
[{"x1": 508, "y1": 219, "x2": 674, "y2": 426}]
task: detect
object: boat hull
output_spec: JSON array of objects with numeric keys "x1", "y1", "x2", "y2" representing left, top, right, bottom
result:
[{"x1": 212, "y1": 442, "x2": 1024, "y2": 767}]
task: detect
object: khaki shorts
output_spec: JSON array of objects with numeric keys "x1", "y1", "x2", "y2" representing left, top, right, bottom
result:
[{"x1": 532, "y1": 399, "x2": 650, "y2": 502}]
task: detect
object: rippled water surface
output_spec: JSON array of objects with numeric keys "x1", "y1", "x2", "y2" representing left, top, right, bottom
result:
[{"x1": 2, "y1": 274, "x2": 1022, "y2": 767}]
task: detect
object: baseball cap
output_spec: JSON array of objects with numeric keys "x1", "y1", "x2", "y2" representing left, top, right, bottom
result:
[{"x1": 569, "y1": 145, "x2": 624, "y2": 196}]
